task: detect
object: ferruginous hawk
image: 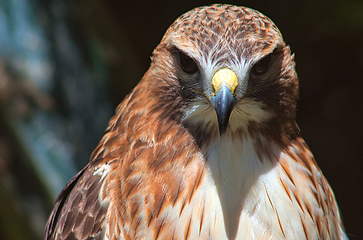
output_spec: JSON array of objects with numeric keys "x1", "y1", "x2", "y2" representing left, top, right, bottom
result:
[{"x1": 45, "y1": 4, "x2": 348, "y2": 240}]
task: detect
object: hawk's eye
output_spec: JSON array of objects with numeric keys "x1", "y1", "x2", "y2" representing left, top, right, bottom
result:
[
  {"x1": 251, "y1": 54, "x2": 272, "y2": 75},
  {"x1": 179, "y1": 51, "x2": 198, "y2": 74}
]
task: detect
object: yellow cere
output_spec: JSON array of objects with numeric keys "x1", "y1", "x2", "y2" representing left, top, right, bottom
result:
[{"x1": 211, "y1": 68, "x2": 238, "y2": 95}]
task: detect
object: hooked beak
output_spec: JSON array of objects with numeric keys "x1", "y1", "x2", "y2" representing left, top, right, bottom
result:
[{"x1": 210, "y1": 68, "x2": 238, "y2": 137}]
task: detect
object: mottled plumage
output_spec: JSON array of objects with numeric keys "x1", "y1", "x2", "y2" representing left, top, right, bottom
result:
[{"x1": 45, "y1": 4, "x2": 348, "y2": 240}]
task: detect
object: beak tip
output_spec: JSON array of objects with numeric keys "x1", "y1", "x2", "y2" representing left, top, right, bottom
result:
[
  {"x1": 212, "y1": 85, "x2": 235, "y2": 138},
  {"x1": 218, "y1": 125, "x2": 227, "y2": 137}
]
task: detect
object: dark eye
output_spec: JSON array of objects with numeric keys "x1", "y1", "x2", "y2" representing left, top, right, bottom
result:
[
  {"x1": 179, "y1": 51, "x2": 199, "y2": 74},
  {"x1": 251, "y1": 54, "x2": 272, "y2": 75}
]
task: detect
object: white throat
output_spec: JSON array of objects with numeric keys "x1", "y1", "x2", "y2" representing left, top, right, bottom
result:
[{"x1": 201, "y1": 134, "x2": 280, "y2": 239}]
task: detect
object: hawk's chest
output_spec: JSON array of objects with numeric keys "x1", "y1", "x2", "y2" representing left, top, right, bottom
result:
[{"x1": 170, "y1": 136, "x2": 283, "y2": 240}]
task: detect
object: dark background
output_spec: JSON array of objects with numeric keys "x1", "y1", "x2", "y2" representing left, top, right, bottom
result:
[{"x1": 0, "y1": 0, "x2": 361, "y2": 239}]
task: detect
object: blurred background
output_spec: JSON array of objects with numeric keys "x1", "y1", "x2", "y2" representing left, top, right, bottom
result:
[{"x1": 0, "y1": 0, "x2": 361, "y2": 239}]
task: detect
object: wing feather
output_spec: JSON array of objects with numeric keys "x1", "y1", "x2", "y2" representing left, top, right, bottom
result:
[{"x1": 45, "y1": 162, "x2": 108, "y2": 240}]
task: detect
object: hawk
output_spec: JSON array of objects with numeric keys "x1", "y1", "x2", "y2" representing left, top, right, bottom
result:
[{"x1": 45, "y1": 4, "x2": 348, "y2": 240}]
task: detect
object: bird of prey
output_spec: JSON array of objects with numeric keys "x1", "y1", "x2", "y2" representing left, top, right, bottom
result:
[{"x1": 45, "y1": 4, "x2": 348, "y2": 240}]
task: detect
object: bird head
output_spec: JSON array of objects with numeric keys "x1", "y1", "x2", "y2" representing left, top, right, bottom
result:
[{"x1": 148, "y1": 4, "x2": 299, "y2": 144}]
